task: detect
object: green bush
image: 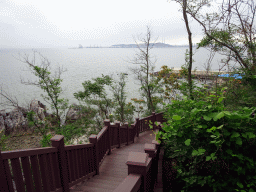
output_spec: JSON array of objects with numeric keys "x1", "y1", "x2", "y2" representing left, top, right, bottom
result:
[
  {"x1": 156, "y1": 87, "x2": 256, "y2": 192},
  {"x1": 40, "y1": 134, "x2": 52, "y2": 147}
]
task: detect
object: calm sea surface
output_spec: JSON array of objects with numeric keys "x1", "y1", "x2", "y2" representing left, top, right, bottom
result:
[{"x1": 0, "y1": 47, "x2": 235, "y2": 112}]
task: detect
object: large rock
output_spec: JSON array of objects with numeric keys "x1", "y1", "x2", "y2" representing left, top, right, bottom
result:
[
  {"x1": 3, "y1": 108, "x2": 27, "y2": 136},
  {"x1": 30, "y1": 100, "x2": 47, "y2": 120},
  {"x1": 1, "y1": 100, "x2": 49, "y2": 136},
  {"x1": 65, "y1": 104, "x2": 86, "y2": 124}
]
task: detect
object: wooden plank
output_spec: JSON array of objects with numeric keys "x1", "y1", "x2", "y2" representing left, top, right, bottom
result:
[
  {"x1": 51, "y1": 152, "x2": 61, "y2": 188},
  {"x1": 11, "y1": 158, "x2": 26, "y2": 192},
  {"x1": 20, "y1": 156, "x2": 35, "y2": 192},
  {"x1": 45, "y1": 153, "x2": 56, "y2": 191},
  {"x1": 92, "y1": 174, "x2": 126, "y2": 182},
  {"x1": 82, "y1": 179, "x2": 118, "y2": 190},
  {"x1": 113, "y1": 174, "x2": 142, "y2": 192},
  {"x1": 38, "y1": 154, "x2": 50, "y2": 192},
  {"x1": 3, "y1": 159, "x2": 15, "y2": 192},
  {"x1": 30, "y1": 155, "x2": 43, "y2": 192},
  {"x1": 79, "y1": 148, "x2": 85, "y2": 177},
  {"x1": 66, "y1": 150, "x2": 72, "y2": 183},
  {"x1": 82, "y1": 148, "x2": 89, "y2": 175},
  {"x1": 70, "y1": 184, "x2": 113, "y2": 192},
  {"x1": 2, "y1": 148, "x2": 57, "y2": 160},
  {"x1": 74, "y1": 149, "x2": 79, "y2": 180}
]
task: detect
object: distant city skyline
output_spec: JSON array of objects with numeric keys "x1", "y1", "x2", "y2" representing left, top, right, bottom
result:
[{"x1": 0, "y1": 0, "x2": 221, "y2": 48}]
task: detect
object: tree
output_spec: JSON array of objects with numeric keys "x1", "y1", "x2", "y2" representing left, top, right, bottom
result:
[
  {"x1": 169, "y1": 0, "x2": 194, "y2": 99},
  {"x1": 109, "y1": 73, "x2": 134, "y2": 125},
  {"x1": 18, "y1": 51, "x2": 69, "y2": 129},
  {"x1": 129, "y1": 26, "x2": 163, "y2": 114},
  {"x1": 187, "y1": 0, "x2": 256, "y2": 75},
  {"x1": 74, "y1": 74, "x2": 114, "y2": 129}
]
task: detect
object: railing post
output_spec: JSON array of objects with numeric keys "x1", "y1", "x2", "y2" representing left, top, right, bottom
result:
[
  {"x1": 104, "y1": 119, "x2": 111, "y2": 155},
  {"x1": 151, "y1": 112, "x2": 156, "y2": 130},
  {"x1": 126, "y1": 152, "x2": 151, "y2": 191},
  {"x1": 136, "y1": 118, "x2": 140, "y2": 137},
  {"x1": 89, "y1": 135, "x2": 99, "y2": 175},
  {"x1": 116, "y1": 121, "x2": 121, "y2": 148},
  {"x1": 50, "y1": 135, "x2": 70, "y2": 192},
  {"x1": 145, "y1": 143, "x2": 158, "y2": 189},
  {"x1": 125, "y1": 122, "x2": 129, "y2": 145},
  {"x1": 0, "y1": 149, "x2": 9, "y2": 192},
  {"x1": 152, "y1": 140, "x2": 161, "y2": 185},
  {"x1": 131, "y1": 124, "x2": 135, "y2": 143}
]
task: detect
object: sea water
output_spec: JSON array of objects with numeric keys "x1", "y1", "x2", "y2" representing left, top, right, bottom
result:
[{"x1": 0, "y1": 47, "x2": 235, "y2": 112}]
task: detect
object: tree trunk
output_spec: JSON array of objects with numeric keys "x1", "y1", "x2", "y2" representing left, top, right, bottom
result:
[{"x1": 183, "y1": 0, "x2": 193, "y2": 100}]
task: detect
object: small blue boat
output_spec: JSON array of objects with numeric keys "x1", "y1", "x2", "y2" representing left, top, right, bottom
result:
[{"x1": 218, "y1": 74, "x2": 244, "y2": 79}]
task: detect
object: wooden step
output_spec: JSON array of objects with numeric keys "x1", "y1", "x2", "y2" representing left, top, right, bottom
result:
[
  {"x1": 70, "y1": 184, "x2": 113, "y2": 192},
  {"x1": 81, "y1": 179, "x2": 118, "y2": 190}
]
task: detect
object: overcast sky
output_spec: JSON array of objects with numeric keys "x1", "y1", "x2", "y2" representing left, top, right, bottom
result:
[{"x1": 0, "y1": 0, "x2": 220, "y2": 48}]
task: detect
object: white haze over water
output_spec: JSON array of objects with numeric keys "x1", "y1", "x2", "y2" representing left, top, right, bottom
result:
[{"x1": 0, "y1": 47, "x2": 238, "y2": 112}]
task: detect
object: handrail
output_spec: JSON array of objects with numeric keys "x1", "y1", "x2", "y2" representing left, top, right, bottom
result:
[
  {"x1": 0, "y1": 112, "x2": 166, "y2": 192},
  {"x1": 114, "y1": 136, "x2": 162, "y2": 192}
]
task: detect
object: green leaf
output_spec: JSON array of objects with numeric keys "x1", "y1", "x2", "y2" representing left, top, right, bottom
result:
[
  {"x1": 213, "y1": 131, "x2": 220, "y2": 137},
  {"x1": 203, "y1": 116, "x2": 212, "y2": 121},
  {"x1": 237, "y1": 182, "x2": 244, "y2": 188},
  {"x1": 173, "y1": 115, "x2": 181, "y2": 120},
  {"x1": 206, "y1": 156, "x2": 211, "y2": 161},
  {"x1": 218, "y1": 97, "x2": 224, "y2": 103},
  {"x1": 217, "y1": 125, "x2": 223, "y2": 129},
  {"x1": 213, "y1": 112, "x2": 224, "y2": 121},
  {"x1": 198, "y1": 149, "x2": 206, "y2": 154},
  {"x1": 241, "y1": 133, "x2": 247, "y2": 139},
  {"x1": 236, "y1": 138, "x2": 242, "y2": 145},
  {"x1": 192, "y1": 150, "x2": 198, "y2": 156},
  {"x1": 249, "y1": 188, "x2": 255, "y2": 192},
  {"x1": 185, "y1": 139, "x2": 191, "y2": 146},
  {"x1": 231, "y1": 132, "x2": 240, "y2": 138},
  {"x1": 197, "y1": 125, "x2": 203, "y2": 128},
  {"x1": 247, "y1": 132, "x2": 256, "y2": 139},
  {"x1": 191, "y1": 108, "x2": 198, "y2": 113},
  {"x1": 224, "y1": 111, "x2": 231, "y2": 116}
]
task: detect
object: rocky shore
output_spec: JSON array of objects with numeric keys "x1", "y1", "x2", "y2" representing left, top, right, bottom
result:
[{"x1": 0, "y1": 100, "x2": 83, "y2": 137}]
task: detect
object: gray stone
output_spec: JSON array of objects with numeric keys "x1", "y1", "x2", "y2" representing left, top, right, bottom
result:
[
  {"x1": 0, "y1": 115, "x2": 5, "y2": 132},
  {"x1": 65, "y1": 104, "x2": 85, "y2": 124},
  {"x1": 4, "y1": 115, "x2": 14, "y2": 135},
  {"x1": 2, "y1": 100, "x2": 50, "y2": 136},
  {"x1": 30, "y1": 99, "x2": 47, "y2": 121}
]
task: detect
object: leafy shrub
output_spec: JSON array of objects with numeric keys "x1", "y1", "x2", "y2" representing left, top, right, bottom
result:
[
  {"x1": 40, "y1": 134, "x2": 52, "y2": 147},
  {"x1": 156, "y1": 87, "x2": 256, "y2": 192},
  {"x1": 0, "y1": 131, "x2": 11, "y2": 151}
]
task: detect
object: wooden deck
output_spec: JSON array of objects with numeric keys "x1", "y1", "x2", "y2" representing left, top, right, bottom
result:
[{"x1": 69, "y1": 129, "x2": 163, "y2": 192}]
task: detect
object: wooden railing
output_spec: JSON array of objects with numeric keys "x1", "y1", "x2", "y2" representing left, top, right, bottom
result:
[
  {"x1": 0, "y1": 112, "x2": 165, "y2": 192},
  {"x1": 114, "y1": 130, "x2": 162, "y2": 192}
]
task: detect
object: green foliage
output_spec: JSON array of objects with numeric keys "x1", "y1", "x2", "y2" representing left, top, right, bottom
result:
[
  {"x1": 75, "y1": 74, "x2": 135, "y2": 126},
  {"x1": 110, "y1": 73, "x2": 135, "y2": 125},
  {"x1": 22, "y1": 52, "x2": 69, "y2": 129},
  {"x1": 0, "y1": 131, "x2": 11, "y2": 151},
  {"x1": 156, "y1": 87, "x2": 256, "y2": 192},
  {"x1": 74, "y1": 74, "x2": 114, "y2": 127},
  {"x1": 54, "y1": 105, "x2": 96, "y2": 144},
  {"x1": 40, "y1": 134, "x2": 52, "y2": 147},
  {"x1": 197, "y1": 30, "x2": 235, "y2": 51},
  {"x1": 27, "y1": 111, "x2": 50, "y2": 136}
]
